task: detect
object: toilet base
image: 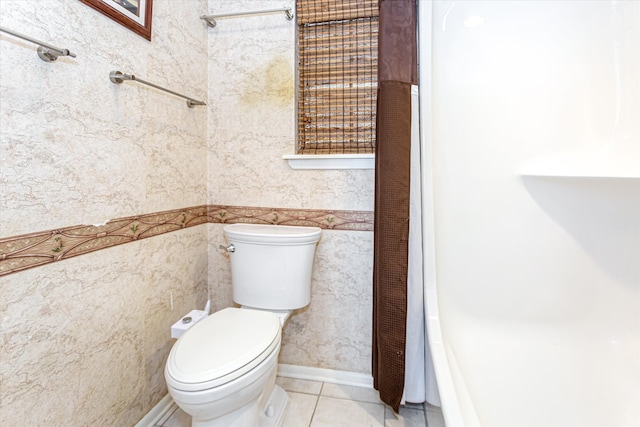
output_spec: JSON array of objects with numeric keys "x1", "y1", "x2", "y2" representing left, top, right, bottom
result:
[
  {"x1": 191, "y1": 384, "x2": 288, "y2": 427},
  {"x1": 259, "y1": 385, "x2": 288, "y2": 427}
]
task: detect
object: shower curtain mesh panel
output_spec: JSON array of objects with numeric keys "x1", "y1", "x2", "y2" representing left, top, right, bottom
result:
[
  {"x1": 296, "y1": 0, "x2": 379, "y2": 154},
  {"x1": 373, "y1": 0, "x2": 418, "y2": 413}
]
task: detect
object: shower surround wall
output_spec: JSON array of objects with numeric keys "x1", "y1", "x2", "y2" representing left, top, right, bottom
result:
[
  {"x1": 0, "y1": 0, "x2": 209, "y2": 424},
  {"x1": 206, "y1": 0, "x2": 375, "y2": 374}
]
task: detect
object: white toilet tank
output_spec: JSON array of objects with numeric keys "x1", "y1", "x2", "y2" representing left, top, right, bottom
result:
[{"x1": 223, "y1": 224, "x2": 321, "y2": 310}]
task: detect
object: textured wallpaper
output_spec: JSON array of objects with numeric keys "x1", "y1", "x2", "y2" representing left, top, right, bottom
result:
[
  {"x1": 0, "y1": 0, "x2": 209, "y2": 424},
  {"x1": 0, "y1": 227, "x2": 208, "y2": 425},
  {"x1": 206, "y1": 0, "x2": 375, "y2": 375},
  {"x1": 0, "y1": 0, "x2": 208, "y2": 238},
  {"x1": 206, "y1": 0, "x2": 376, "y2": 211}
]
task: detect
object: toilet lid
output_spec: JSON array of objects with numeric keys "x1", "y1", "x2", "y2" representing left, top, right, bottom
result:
[{"x1": 165, "y1": 308, "x2": 281, "y2": 391}]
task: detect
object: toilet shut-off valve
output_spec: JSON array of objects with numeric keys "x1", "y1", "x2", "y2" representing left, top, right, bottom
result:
[{"x1": 219, "y1": 244, "x2": 235, "y2": 253}]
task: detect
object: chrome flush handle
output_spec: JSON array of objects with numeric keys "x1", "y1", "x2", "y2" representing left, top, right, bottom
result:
[{"x1": 219, "y1": 244, "x2": 235, "y2": 253}]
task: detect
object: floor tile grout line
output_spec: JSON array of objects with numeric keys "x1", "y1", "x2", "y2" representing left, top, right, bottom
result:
[
  {"x1": 284, "y1": 390, "x2": 324, "y2": 396},
  {"x1": 307, "y1": 382, "x2": 326, "y2": 426}
]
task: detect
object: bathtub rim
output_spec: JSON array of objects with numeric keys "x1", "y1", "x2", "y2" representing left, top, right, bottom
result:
[{"x1": 419, "y1": 1, "x2": 474, "y2": 424}]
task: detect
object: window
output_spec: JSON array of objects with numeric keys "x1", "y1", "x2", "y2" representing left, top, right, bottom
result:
[{"x1": 296, "y1": 0, "x2": 379, "y2": 155}]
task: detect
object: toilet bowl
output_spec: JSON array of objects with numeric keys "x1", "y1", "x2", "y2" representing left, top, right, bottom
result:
[
  {"x1": 165, "y1": 308, "x2": 286, "y2": 427},
  {"x1": 164, "y1": 224, "x2": 322, "y2": 427}
]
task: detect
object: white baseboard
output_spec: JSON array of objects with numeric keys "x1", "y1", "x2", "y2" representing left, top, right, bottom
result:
[
  {"x1": 277, "y1": 363, "x2": 374, "y2": 388},
  {"x1": 135, "y1": 394, "x2": 176, "y2": 427}
]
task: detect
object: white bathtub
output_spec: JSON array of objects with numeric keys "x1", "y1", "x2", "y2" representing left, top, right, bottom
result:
[
  {"x1": 420, "y1": 1, "x2": 640, "y2": 426},
  {"x1": 426, "y1": 264, "x2": 640, "y2": 427}
]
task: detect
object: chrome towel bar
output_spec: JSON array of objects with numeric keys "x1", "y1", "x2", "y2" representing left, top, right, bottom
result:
[
  {"x1": 0, "y1": 25, "x2": 76, "y2": 62},
  {"x1": 200, "y1": 7, "x2": 294, "y2": 28},
  {"x1": 109, "y1": 71, "x2": 206, "y2": 109}
]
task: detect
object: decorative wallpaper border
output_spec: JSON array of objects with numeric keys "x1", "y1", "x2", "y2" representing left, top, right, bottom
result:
[
  {"x1": 0, "y1": 205, "x2": 374, "y2": 277},
  {"x1": 208, "y1": 205, "x2": 374, "y2": 230}
]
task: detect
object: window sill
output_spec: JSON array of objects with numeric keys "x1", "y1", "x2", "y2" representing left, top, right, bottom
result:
[{"x1": 283, "y1": 154, "x2": 375, "y2": 170}]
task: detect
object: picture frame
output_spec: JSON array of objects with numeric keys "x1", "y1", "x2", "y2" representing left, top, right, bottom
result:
[{"x1": 80, "y1": 0, "x2": 153, "y2": 41}]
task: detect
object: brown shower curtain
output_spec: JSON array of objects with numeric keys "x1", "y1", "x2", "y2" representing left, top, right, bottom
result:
[{"x1": 372, "y1": 0, "x2": 418, "y2": 413}]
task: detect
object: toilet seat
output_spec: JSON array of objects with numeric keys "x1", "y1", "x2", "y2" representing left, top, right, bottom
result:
[{"x1": 165, "y1": 308, "x2": 281, "y2": 392}]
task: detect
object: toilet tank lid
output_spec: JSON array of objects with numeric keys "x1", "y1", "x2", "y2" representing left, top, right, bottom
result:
[
  {"x1": 224, "y1": 224, "x2": 321, "y2": 245},
  {"x1": 166, "y1": 308, "x2": 280, "y2": 389}
]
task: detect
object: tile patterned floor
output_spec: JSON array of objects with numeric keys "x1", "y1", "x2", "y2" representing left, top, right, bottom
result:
[{"x1": 155, "y1": 377, "x2": 446, "y2": 427}]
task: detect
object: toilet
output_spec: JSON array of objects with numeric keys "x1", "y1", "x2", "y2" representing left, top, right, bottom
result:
[{"x1": 164, "y1": 223, "x2": 321, "y2": 427}]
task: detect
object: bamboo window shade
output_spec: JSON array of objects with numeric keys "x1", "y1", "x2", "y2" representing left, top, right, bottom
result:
[{"x1": 297, "y1": 0, "x2": 379, "y2": 154}]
